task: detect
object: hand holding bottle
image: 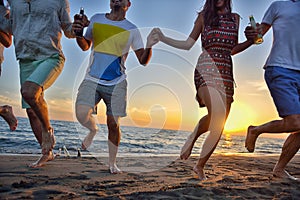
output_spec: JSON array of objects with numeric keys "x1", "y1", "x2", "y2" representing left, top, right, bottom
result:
[
  {"x1": 244, "y1": 26, "x2": 263, "y2": 45},
  {"x1": 248, "y1": 15, "x2": 263, "y2": 45},
  {"x1": 72, "y1": 7, "x2": 90, "y2": 37}
]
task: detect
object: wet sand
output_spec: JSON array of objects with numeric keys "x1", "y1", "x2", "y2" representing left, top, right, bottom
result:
[{"x1": 0, "y1": 154, "x2": 299, "y2": 199}]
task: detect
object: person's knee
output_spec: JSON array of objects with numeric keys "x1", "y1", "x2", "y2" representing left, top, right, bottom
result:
[
  {"x1": 107, "y1": 117, "x2": 120, "y2": 146},
  {"x1": 293, "y1": 131, "x2": 300, "y2": 139},
  {"x1": 107, "y1": 117, "x2": 119, "y2": 132},
  {"x1": 21, "y1": 86, "x2": 39, "y2": 104},
  {"x1": 75, "y1": 105, "x2": 91, "y2": 124},
  {"x1": 26, "y1": 108, "x2": 35, "y2": 115}
]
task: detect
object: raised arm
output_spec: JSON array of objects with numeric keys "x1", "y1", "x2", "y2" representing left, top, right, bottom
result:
[
  {"x1": 75, "y1": 37, "x2": 92, "y2": 51},
  {"x1": 231, "y1": 40, "x2": 253, "y2": 55},
  {"x1": 0, "y1": 3, "x2": 11, "y2": 37},
  {"x1": 156, "y1": 13, "x2": 204, "y2": 51},
  {"x1": 72, "y1": 14, "x2": 92, "y2": 51},
  {"x1": 235, "y1": 21, "x2": 271, "y2": 56},
  {"x1": 59, "y1": 0, "x2": 76, "y2": 39}
]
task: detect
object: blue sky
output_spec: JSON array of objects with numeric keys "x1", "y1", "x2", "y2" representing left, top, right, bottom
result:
[{"x1": 0, "y1": 0, "x2": 280, "y2": 134}]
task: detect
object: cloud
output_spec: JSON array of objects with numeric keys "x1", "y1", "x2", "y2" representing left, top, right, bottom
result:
[
  {"x1": 239, "y1": 80, "x2": 269, "y2": 96},
  {"x1": 248, "y1": 81, "x2": 268, "y2": 91},
  {"x1": 0, "y1": 94, "x2": 20, "y2": 107}
]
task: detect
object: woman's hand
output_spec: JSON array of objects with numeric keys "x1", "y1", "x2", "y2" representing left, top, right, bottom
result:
[{"x1": 146, "y1": 28, "x2": 160, "y2": 48}]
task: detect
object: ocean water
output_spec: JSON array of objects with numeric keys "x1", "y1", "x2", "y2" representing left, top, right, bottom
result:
[{"x1": 0, "y1": 117, "x2": 287, "y2": 157}]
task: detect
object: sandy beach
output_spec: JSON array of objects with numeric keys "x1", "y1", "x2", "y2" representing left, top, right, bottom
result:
[{"x1": 0, "y1": 154, "x2": 299, "y2": 199}]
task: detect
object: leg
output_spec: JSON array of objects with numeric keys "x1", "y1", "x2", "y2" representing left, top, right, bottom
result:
[
  {"x1": 21, "y1": 81, "x2": 55, "y2": 167},
  {"x1": 0, "y1": 105, "x2": 18, "y2": 131},
  {"x1": 76, "y1": 104, "x2": 99, "y2": 150},
  {"x1": 29, "y1": 151, "x2": 55, "y2": 168},
  {"x1": 246, "y1": 114, "x2": 300, "y2": 152},
  {"x1": 19, "y1": 56, "x2": 64, "y2": 167},
  {"x1": 107, "y1": 115, "x2": 122, "y2": 174},
  {"x1": 26, "y1": 108, "x2": 42, "y2": 146},
  {"x1": 273, "y1": 132, "x2": 300, "y2": 180},
  {"x1": 194, "y1": 87, "x2": 230, "y2": 180},
  {"x1": 248, "y1": 66, "x2": 300, "y2": 177},
  {"x1": 21, "y1": 82, "x2": 51, "y2": 132},
  {"x1": 180, "y1": 115, "x2": 210, "y2": 160}
]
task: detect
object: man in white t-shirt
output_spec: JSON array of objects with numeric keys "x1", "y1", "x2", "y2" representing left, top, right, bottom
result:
[
  {"x1": 72, "y1": 0, "x2": 158, "y2": 174},
  {"x1": 245, "y1": 0, "x2": 300, "y2": 180}
]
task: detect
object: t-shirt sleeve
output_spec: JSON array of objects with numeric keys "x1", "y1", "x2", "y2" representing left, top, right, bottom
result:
[
  {"x1": 131, "y1": 28, "x2": 144, "y2": 51},
  {"x1": 262, "y1": 2, "x2": 278, "y2": 25},
  {"x1": 84, "y1": 15, "x2": 96, "y2": 41}
]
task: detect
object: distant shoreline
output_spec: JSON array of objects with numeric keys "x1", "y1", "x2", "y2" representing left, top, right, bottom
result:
[{"x1": 0, "y1": 117, "x2": 290, "y2": 139}]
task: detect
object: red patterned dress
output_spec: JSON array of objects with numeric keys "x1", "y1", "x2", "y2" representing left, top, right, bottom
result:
[{"x1": 194, "y1": 13, "x2": 238, "y2": 107}]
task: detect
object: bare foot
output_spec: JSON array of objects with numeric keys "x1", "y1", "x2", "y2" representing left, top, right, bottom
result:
[
  {"x1": 42, "y1": 128, "x2": 56, "y2": 154},
  {"x1": 193, "y1": 165, "x2": 207, "y2": 181},
  {"x1": 273, "y1": 170, "x2": 298, "y2": 181},
  {"x1": 81, "y1": 128, "x2": 98, "y2": 150},
  {"x1": 29, "y1": 151, "x2": 55, "y2": 168},
  {"x1": 109, "y1": 163, "x2": 122, "y2": 174},
  {"x1": 180, "y1": 132, "x2": 197, "y2": 160},
  {"x1": 0, "y1": 105, "x2": 18, "y2": 131},
  {"x1": 245, "y1": 126, "x2": 259, "y2": 153}
]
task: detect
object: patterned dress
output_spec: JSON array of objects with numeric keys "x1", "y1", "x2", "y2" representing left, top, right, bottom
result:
[{"x1": 194, "y1": 14, "x2": 238, "y2": 107}]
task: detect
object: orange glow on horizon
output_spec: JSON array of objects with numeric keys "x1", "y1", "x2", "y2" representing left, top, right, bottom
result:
[{"x1": 224, "y1": 102, "x2": 256, "y2": 134}]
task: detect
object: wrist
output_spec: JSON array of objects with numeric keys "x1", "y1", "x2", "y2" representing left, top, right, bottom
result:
[
  {"x1": 246, "y1": 39, "x2": 254, "y2": 45},
  {"x1": 145, "y1": 41, "x2": 153, "y2": 49},
  {"x1": 85, "y1": 20, "x2": 90, "y2": 27},
  {"x1": 76, "y1": 36, "x2": 85, "y2": 40}
]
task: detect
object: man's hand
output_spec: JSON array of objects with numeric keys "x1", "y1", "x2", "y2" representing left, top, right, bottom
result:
[
  {"x1": 146, "y1": 29, "x2": 160, "y2": 48},
  {"x1": 152, "y1": 28, "x2": 165, "y2": 41},
  {"x1": 72, "y1": 14, "x2": 90, "y2": 37}
]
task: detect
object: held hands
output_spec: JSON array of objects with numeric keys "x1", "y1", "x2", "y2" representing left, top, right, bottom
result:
[
  {"x1": 72, "y1": 14, "x2": 90, "y2": 37},
  {"x1": 146, "y1": 28, "x2": 165, "y2": 48},
  {"x1": 146, "y1": 29, "x2": 159, "y2": 48}
]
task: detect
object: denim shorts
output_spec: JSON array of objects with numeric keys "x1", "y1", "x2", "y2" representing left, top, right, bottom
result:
[
  {"x1": 19, "y1": 54, "x2": 65, "y2": 108},
  {"x1": 265, "y1": 66, "x2": 300, "y2": 117},
  {"x1": 76, "y1": 79, "x2": 127, "y2": 117}
]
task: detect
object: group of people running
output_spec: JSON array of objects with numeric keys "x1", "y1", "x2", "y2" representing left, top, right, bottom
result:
[{"x1": 0, "y1": 0, "x2": 299, "y2": 181}]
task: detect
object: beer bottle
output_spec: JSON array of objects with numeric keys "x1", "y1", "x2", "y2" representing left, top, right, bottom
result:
[
  {"x1": 249, "y1": 15, "x2": 263, "y2": 45},
  {"x1": 63, "y1": 145, "x2": 70, "y2": 158},
  {"x1": 77, "y1": 148, "x2": 82, "y2": 158}
]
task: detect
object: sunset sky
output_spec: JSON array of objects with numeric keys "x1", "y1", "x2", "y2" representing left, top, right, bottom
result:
[{"x1": 0, "y1": 0, "x2": 281, "y2": 135}]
